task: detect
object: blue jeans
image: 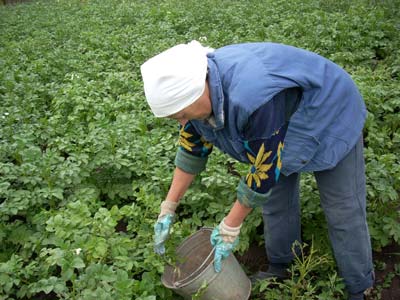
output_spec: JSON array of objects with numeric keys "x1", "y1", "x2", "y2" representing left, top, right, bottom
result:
[{"x1": 262, "y1": 136, "x2": 374, "y2": 294}]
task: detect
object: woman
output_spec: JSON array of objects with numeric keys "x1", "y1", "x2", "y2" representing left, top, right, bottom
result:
[{"x1": 140, "y1": 41, "x2": 373, "y2": 300}]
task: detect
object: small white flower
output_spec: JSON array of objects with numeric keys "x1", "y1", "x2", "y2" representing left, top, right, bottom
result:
[
  {"x1": 74, "y1": 248, "x2": 82, "y2": 255},
  {"x1": 199, "y1": 36, "x2": 208, "y2": 42},
  {"x1": 4, "y1": 112, "x2": 9, "y2": 116}
]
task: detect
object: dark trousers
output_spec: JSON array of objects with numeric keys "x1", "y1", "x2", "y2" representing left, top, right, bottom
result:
[{"x1": 262, "y1": 136, "x2": 374, "y2": 294}]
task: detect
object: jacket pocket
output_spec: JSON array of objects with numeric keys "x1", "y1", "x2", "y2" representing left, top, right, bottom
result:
[{"x1": 280, "y1": 132, "x2": 320, "y2": 175}]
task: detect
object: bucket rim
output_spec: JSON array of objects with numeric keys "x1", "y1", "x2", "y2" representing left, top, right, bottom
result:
[
  {"x1": 161, "y1": 228, "x2": 253, "y2": 300},
  {"x1": 161, "y1": 227, "x2": 215, "y2": 288},
  {"x1": 174, "y1": 247, "x2": 215, "y2": 288}
]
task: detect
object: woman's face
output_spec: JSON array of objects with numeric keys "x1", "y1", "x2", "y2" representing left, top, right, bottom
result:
[{"x1": 167, "y1": 81, "x2": 212, "y2": 124}]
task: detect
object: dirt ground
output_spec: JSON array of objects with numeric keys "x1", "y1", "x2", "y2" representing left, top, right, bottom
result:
[
  {"x1": 371, "y1": 243, "x2": 400, "y2": 300},
  {"x1": 238, "y1": 242, "x2": 400, "y2": 300}
]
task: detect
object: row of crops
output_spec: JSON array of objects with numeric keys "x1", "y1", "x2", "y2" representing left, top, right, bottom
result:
[{"x1": 0, "y1": 0, "x2": 399, "y2": 299}]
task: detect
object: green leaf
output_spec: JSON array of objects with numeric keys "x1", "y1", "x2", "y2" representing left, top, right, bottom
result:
[{"x1": 72, "y1": 256, "x2": 85, "y2": 269}]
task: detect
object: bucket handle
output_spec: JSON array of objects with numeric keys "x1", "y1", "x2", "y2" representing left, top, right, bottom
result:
[{"x1": 174, "y1": 247, "x2": 216, "y2": 288}]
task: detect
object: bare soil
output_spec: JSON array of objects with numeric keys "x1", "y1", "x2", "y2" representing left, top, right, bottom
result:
[{"x1": 238, "y1": 242, "x2": 400, "y2": 300}]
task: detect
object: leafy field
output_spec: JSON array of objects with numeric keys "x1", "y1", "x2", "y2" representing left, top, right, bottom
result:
[{"x1": 0, "y1": 0, "x2": 399, "y2": 299}]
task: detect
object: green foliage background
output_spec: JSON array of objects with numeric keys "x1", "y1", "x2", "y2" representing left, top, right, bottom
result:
[{"x1": 0, "y1": 0, "x2": 399, "y2": 299}]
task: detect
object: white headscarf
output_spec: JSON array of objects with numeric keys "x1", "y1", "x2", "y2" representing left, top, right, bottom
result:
[{"x1": 140, "y1": 40, "x2": 214, "y2": 117}]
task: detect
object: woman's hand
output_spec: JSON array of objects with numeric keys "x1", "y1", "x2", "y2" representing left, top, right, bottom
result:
[
  {"x1": 210, "y1": 218, "x2": 241, "y2": 272},
  {"x1": 153, "y1": 200, "x2": 178, "y2": 255}
]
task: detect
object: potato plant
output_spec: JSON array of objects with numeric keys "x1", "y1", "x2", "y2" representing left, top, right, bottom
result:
[{"x1": 0, "y1": 0, "x2": 399, "y2": 299}]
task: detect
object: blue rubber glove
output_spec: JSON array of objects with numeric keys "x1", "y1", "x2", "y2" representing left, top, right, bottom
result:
[
  {"x1": 154, "y1": 213, "x2": 175, "y2": 255},
  {"x1": 210, "y1": 219, "x2": 241, "y2": 272}
]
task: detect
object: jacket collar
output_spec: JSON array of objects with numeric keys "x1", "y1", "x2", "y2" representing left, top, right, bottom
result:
[{"x1": 206, "y1": 55, "x2": 225, "y2": 130}]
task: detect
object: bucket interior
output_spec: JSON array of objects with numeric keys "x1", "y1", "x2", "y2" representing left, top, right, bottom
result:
[{"x1": 162, "y1": 229, "x2": 214, "y2": 287}]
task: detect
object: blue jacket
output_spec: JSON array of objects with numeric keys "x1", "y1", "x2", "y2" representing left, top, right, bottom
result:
[{"x1": 190, "y1": 42, "x2": 366, "y2": 176}]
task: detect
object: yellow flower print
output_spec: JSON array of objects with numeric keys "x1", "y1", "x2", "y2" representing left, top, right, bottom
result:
[
  {"x1": 200, "y1": 137, "x2": 213, "y2": 152},
  {"x1": 179, "y1": 127, "x2": 196, "y2": 152},
  {"x1": 246, "y1": 143, "x2": 273, "y2": 188},
  {"x1": 277, "y1": 141, "x2": 284, "y2": 170}
]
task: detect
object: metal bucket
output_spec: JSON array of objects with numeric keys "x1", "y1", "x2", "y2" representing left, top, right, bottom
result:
[{"x1": 161, "y1": 228, "x2": 251, "y2": 300}]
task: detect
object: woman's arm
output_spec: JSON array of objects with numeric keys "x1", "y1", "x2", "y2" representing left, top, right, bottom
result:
[
  {"x1": 165, "y1": 167, "x2": 196, "y2": 203},
  {"x1": 224, "y1": 200, "x2": 253, "y2": 227}
]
